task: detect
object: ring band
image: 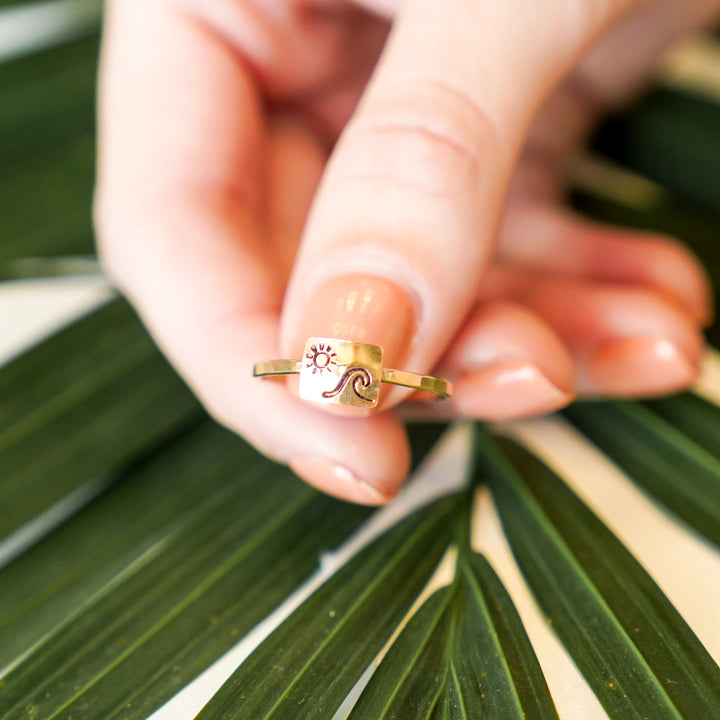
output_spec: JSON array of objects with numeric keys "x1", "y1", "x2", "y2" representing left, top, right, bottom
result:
[
  {"x1": 253, "y1": 359, "x2": 452, "y2": 396},
  {"x1": 253, "y1": 337, "x2": 452, "y2": 409}
]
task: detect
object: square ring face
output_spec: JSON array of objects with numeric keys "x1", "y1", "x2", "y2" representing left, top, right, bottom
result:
[{"x1": 299, "y1": 337, "x2": 383, "y2": 409}]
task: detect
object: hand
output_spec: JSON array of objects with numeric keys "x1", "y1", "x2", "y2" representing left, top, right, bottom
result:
[{"x1": 96, "y1": 0, "x2": 717, "y2": 504}]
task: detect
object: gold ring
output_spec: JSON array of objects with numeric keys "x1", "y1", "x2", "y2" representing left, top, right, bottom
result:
[{"x1": 253, "y1": 337, "x2": 452, "y2": 409}]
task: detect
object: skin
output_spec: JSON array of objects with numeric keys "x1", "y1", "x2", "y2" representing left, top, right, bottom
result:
[{"x1": 96, "y1": 0, "x2": 719, "y2": 505}]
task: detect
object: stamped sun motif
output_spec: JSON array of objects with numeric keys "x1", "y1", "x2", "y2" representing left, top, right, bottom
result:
[{"x1": 305, "y1": 342, "x2": 338, "y2": 375}]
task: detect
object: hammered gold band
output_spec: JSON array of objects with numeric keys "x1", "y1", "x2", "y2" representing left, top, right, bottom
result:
[{"x1": 253, "y1": 337, "x2": 452, "y2": 409}]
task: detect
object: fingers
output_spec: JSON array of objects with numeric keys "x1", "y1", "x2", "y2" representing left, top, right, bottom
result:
[
  {"x1": 264, "y1": 121, "x2": 327, "y2": 286},
  {"x1": 279, "y1": 0, "x2": 640, "y2": 414},
  {"x1": 96, "y1": 1, "x2": 274, "y2": 321},
  {"x1": 410, "y1": 259, "x2": 704, "y2": 422},
  {"x1": 499, "y1": 202, "x2": 713, "y2": 324},
  {"x1": 95, "y1": 1, "x2": 411, "y2": 504},
  {"x1": 481, "y1": 266, "x2": 704, "y2": 397}
]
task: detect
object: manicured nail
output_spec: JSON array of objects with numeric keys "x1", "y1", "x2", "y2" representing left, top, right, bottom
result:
[
  {"x1": 453, "y1": 360, "x2": 573, "y2": 420},
  {"x1": 582, "y1": 337, "x2": 698, "y2": 396},
  {"x1": 290, "y1": 274, "x2": 415, "y2": 369},
  {"x1": 289, "y1": 456, "x2": 390, "y2": 506}
]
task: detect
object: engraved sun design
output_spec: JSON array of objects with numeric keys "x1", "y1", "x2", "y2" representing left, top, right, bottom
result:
[{"x1": 305, "y1": 343, "x2": 338, "y2": 375}]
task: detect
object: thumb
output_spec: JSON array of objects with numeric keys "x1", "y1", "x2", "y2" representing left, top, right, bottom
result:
[{"x1": 280, "y1": 0, "x2": 638, "y2": 411}]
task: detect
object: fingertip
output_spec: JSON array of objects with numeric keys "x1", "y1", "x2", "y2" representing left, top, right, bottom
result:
[
  {"x1": 181, "y1": 311, "x2": 412, "y2": 505},
  {"x1": 441, "y1": 301, "x2": 576, "y2": 395},
  {"x1": 600, "y1": 228, "x2": 714, "y2": 327},
  {"x1": 245, "y1": 408, "x2": 410, "y2": 505},
  {"x1": 289, "y1": 456, "x2": 395, "y2": 505},
  {"x1": 579, "y1": 336, "x2": 700, "y2": 397},
  {"x1": 243, "y1": 393, "x2": 411, "y2": 504},
  {"x1": 639, "y1": 235, "x2": 714, "y2": 327},
  {"x1": 287, "y1": 412, "x2": 409, "y2": 505},
  {"x1": 429, "y1": 301, "x2": 575, "y2": 420},
  {"x1": 453, "y1": 360, "x2": 573, "y2": 420}
]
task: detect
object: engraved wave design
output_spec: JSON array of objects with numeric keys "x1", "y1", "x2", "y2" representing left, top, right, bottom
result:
[{"x1": 322, "y1": 367, "x2": 373, "y2": 402}]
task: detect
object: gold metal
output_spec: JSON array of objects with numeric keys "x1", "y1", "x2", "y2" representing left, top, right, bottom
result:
[
  {"x1": 380, "y1": 368, "x2": 451, "y2": 397},
  {"x1": 252, "y1": 359, "x2": 302, "y2": 376},
  {"x1": 253, "y1": 337, "x2": 452, "y2": 409}
]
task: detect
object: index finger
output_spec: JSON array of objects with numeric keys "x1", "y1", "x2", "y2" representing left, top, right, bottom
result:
[{"x1": 95, "y1": 0, "x2": 410, "y2": 504}]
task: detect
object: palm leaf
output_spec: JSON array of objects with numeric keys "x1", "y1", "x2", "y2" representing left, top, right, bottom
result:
[
  {"x1": 564, "y1": 396, "x2": 720, "y2": 547},
  {"x1": 594, "y1": 86, "x2": 720, "y2": 212},
  {"x1": 0, "y1": 34, "x2": 96, "y2": 164},
  {"x1": 0, "y1": 298, "x2": 202, "y2": 542},
  {"x1": 347, "y1": 551, "x2": 559, "y2": 720},
  {"x1": 195, "y1": 496, "x2": 464, "y2": 720},
  {"x1": 196, "y1": 423, "x2": 720, "y2": 719},
  {"x1": 0, "y1": 33, "x2": 98, "y2": 274},
  {"x1": 477, "y1": 428, "x2": 720, "y2": 719},
  {"x1": 1, "y1": 131, "x2": 95, "y2": 264},
  {"x1": 0, "y1": 0, "x2": 93, "y2": 11},
  {"x1": 571, "y1": 164, "x2": 720, "y2": 274},
  {"x1": 0, "y1": 420, "x2": 375, "y2": 719}
]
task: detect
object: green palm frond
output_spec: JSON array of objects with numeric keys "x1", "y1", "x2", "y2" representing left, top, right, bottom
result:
[
  {"x1": 346, "y1": 552, "x2": 559, "y2": 720},
  {"x1": 479, "y1": 430, "x2": 720, "y2": 719},
  {"x1": 197, "y1": 496, "x2": 463, "y2": 720},
  {"x1": 594, "y1": 87, "x2": 720, "y2": 212},
  {"x1": 196, "y1": 425, "x2": 720, "y2": 719},
  {"x1": 0, "y1": 299, "x2": 201, "y2": 540},
  {"x1": 0, "y1": 417, "x2": 375, "y2": 718},
  {"x1": 564, "y1": 396, "x2": 720, "y2": 547},
  {"x1": 0, "y1": 33, "x2": 97, "y2": 276}
]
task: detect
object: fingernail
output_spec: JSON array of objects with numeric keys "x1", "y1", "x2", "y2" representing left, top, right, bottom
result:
[
  {"x1": 453, "y1": 360, "x2": 573, "y2": 420},
  {"x1": 290, "y1": 274, "x2": 415, "y2": 369},
  {"x1": 582, "y1": 336, "x2": 698, "y2": 396},
  {"x1": 289, "y1": 456, "x2": 391, "y2": 506}
]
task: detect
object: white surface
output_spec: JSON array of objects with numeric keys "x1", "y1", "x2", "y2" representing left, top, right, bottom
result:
[
  {"x1": 0, "y1": 0, "x2": 102, "y2": 62},
  {"x1": 2, "y1": 279, "x2": 719, "y2": 720},
  {"x1": 0, "y1": 276, "x2": 112, "y2": 366}
]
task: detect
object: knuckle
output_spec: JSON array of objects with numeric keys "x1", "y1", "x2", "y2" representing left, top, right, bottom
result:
[{"x1": 344, "y1": 77, "x2": 502, "y2": 197}]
